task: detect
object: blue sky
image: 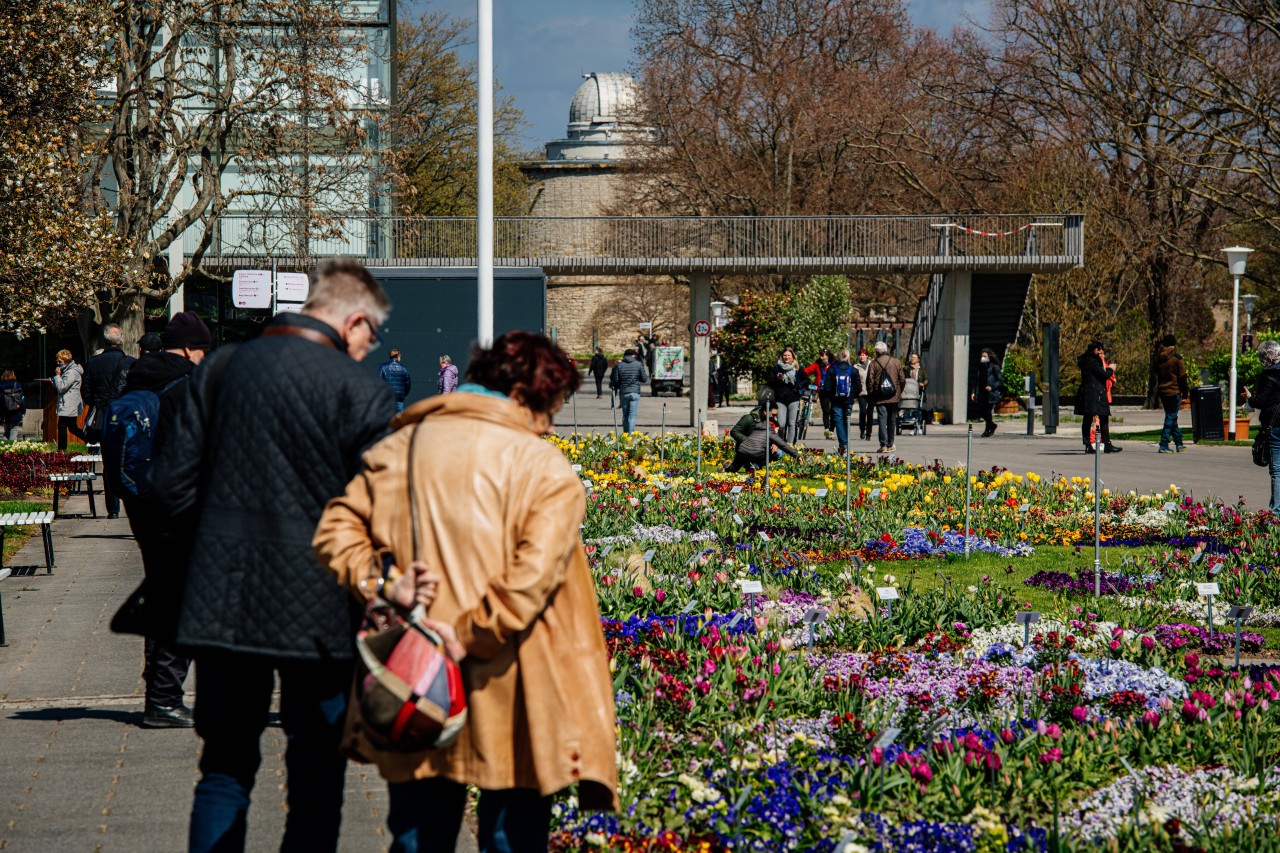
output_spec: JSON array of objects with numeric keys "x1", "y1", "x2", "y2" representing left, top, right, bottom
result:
[{"x1": 407, "y1": 0, "x2": 991, "y2": 153}]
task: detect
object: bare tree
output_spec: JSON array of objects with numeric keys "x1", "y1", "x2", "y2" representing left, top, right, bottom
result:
[{"x1": 87, "y1": 0, "x2": 384, "y2": 349}]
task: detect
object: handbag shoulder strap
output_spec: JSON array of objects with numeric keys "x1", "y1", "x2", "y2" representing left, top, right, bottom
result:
[{"x1": 407, "y1": 423, "x2": 425, "y2": 561}]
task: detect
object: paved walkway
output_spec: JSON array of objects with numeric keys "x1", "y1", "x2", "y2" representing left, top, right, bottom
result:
[
  {"x1": 567, "y1": 393, "x2": 1272, "y2": 508},
  {"x1": 0, "y1": 492, "x2": 476, "y2": 852}
]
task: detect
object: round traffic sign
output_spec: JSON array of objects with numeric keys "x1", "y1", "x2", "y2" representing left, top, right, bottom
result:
[{"x1": 694, "y1": 319, "x2": 712, "y2": 337}]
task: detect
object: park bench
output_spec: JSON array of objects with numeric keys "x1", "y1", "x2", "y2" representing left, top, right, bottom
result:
[
  {"x1": 49, "y1": 470, "x2": 98, "y2": 518},
  {"x1": 0, "y1": 511, "x2": 55, "y2": 575}
]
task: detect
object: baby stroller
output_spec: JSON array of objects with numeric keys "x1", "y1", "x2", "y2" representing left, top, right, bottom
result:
[{"x1": 897, "y1": 377, "x2": 927, "y2": 436}]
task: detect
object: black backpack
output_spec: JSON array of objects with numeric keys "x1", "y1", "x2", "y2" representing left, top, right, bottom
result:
[{"x1": 2, "y1": 383, "x2": 22, "y2": 413}]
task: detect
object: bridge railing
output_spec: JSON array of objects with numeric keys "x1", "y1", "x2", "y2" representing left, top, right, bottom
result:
[{"x1": 191, "y1": 214, "x2": 1083, "y2": 271}]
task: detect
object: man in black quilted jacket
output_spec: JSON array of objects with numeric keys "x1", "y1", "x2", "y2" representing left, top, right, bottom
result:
[{"x1": 151, "y1": 258, "x2": 396, "y2": 853}]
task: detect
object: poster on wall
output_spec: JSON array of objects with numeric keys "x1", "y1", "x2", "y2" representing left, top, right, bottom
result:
[{"x1": 232, "y1": 270, "x2": 272, "y2": 309}]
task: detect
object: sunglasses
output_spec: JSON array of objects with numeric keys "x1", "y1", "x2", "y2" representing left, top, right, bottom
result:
[{"x1": 363, "y1": 318, "x2": 382, "y2": 353}]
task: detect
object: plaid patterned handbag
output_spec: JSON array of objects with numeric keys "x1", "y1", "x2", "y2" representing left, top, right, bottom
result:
[{"x1": 352, "y1": 424, "x2": 467, "y2": 752}]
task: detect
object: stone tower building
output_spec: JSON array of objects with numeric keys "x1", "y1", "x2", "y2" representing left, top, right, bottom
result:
[{"x1": 522, "y1": 72, "x2": 683, "y2": 356}]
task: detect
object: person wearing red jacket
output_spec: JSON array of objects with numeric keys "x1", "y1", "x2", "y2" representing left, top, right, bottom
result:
[{"x1": 804, "y1": 349, "x2": 834, "y2": 438}]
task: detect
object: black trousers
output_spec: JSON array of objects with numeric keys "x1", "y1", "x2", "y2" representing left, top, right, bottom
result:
[
  {"x1": 123, "y1": 498, "x2": 192, "y2": 708},
  {"x1": 1082, "y1": 416, "x2": 1111, "y2": 448},
  {"x1": 594, "y1": 374, "x2": 604, "y2": 396},
  {"x1": 820, "y1": 396, "x2": 834, "y2": 430},
  {"x1": 857, "y1": 397, "x2": 871, "y2": 439},
  {"x1": 57, "y1": 415, "x2": 84, "y2": 451},
  {"x1": 977, "y1": 400, "x2": 995, "y2": 432}
]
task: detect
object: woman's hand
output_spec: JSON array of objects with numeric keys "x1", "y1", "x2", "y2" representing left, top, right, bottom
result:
[
  {"x1": 384, "y1": 560, "x2": 440, "y2": 612},
  {"x1": 420, "y1": 618, "x2": 467, "y2": 662}
]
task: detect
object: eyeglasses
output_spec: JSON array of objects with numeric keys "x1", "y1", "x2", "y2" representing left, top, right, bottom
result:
[{"x1": 363, "y1": 318, "x2": 382, "y2": 353}]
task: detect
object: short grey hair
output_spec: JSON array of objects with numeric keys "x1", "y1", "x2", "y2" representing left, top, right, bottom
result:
[
  {"x1": 1259, "y1": 339, "x2": 1280, "y2": 364},
  {"x1": 837, "y1": 348, "x2": 850, "y2": 362},
  {"x1": 874, "y1": 341, "x2": 888, "y2": 354},
  {"x1": 102, "y1": 324, "x2": 123, "y2": 346}
]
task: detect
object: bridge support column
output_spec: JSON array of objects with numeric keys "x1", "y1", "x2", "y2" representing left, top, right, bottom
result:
[
  {"x1": 922, "y1": 271, "x2": 971, "y2": 424},
  {"x1": 689, "y1": 272, "x2": 711, "y2": 429}
]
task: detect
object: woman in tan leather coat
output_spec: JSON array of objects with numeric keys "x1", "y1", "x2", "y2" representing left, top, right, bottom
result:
[{"x1": 314, "y1": 331, "x2": 617, "y2": 852}]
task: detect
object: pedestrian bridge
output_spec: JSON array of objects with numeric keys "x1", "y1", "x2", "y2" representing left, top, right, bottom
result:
[
  {"x1": 193, "y1": 214, "x2": 1083, "y2": 275},
  {"x1": 189, "y1": 213, "x2": 1083, "y2": 427}
]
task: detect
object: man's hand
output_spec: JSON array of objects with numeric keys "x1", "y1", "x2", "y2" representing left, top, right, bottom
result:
[
  {"x1": 384, "y1": 560, "x2": 440, "y2": 612},
  {"x1": 420, "y1": 618, "x2": 467, "y2": 662}
]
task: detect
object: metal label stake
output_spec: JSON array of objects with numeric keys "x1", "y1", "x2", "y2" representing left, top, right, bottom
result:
[{"x1": 964, "y1": 425, "x2": 973, "y2": 558}]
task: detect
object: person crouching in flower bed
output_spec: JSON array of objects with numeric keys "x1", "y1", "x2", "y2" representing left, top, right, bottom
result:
[
  {"x1": 724, "y1": 393, "x2": 800, "y2": 472},
  {"x1": 314, "y1": 331, "x2": 618, "y2": 852}
]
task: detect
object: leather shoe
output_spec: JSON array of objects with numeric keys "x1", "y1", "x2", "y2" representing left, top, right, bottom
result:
[
  {"x1": 143, "y1": 704, "x2": 194, "y2": 728},
  {"x1": 1104, "y1": 444, "x2": 1124, "y2": 453},
  {"x1": 107, "y1": 512, "x2": 120, "y2": 520}
]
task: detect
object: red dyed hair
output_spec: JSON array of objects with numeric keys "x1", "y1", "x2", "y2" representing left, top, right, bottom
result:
[{"x1": 465, "y1": 331, "x2": 581, "y2": 413}]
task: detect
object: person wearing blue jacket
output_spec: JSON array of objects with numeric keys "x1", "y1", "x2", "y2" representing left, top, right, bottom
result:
[{"x1": 378, "y1": 348, "x2": 412, "y2": 413}]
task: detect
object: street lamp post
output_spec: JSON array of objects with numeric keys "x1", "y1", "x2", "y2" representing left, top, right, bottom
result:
[
  {"x1": 1242, "y1": 293, "x2": 1258, "y2": 348},
  {"x1": 1224, "y1": 247, "x2": 1254, "y2": 438}
]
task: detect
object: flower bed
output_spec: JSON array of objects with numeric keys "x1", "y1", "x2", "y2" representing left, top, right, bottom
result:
[{"x1": 543, "y1": 433, "x2": 1280, "y2": 849}]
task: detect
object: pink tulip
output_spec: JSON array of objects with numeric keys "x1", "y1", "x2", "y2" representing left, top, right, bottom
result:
[
  {"x1": 1071, "y1": 706, "x2": 1088, "y2": 723},
  {"x1": 1142, "y1": 710, "x2": 1161, "y2": 728},
  {"x1": 1046, "y1": 723, "x2": 1062, "y2": 741},
  {"x1": 1039, "y1": 748, "x2": 1062, "y2": 764},
  {"x1": 654, "y1": 589, "x2": 667, "y2": 603},
  {"x1": 1000, "y1": 728, "x2": 1016, "y2": 744}
]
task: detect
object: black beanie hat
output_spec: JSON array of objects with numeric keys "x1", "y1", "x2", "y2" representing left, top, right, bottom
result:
[
  {"x1": 161, "y1": 311, "x2": 213, "y2": 351},
  {"x1": 1162, "y1": 334, "x2": 1177, "y2": 347},
  {"x1": 139, "y1": 332, "x2": 163, "y2": 353}
]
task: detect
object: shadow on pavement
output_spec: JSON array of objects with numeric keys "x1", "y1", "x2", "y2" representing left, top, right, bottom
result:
[{"x1": 9, "y1": 706, "x2": 142, "y2": 724}]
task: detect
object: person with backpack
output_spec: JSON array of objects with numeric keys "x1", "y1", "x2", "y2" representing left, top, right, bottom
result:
[
  {"x1": 112, "y1": 311, "x2": 212, "y2": 728},
  {"x1": 1, "y1": 369, "x2": 24, "y2": 440},
  {"x1": 865, "y1": 341, "x2": 906, "y2": 453},
  {"x1": 823, "y1": 349, "x2": 862, "y2": 455},
  {"x1": 85, "y1": 323, "x2": 134, "y2": 518}
]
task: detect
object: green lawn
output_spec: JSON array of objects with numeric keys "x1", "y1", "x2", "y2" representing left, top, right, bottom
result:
[{"x1": 1113, "y1": 428, "x2": 1252, "y2": 447}]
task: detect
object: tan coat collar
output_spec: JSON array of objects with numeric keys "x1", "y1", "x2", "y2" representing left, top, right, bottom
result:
[{"x1": 394, "y1": 390, "x2": 539, "y2": 435}]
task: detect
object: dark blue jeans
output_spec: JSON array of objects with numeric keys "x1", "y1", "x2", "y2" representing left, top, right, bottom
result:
[
  {"x1": 1160, "y1": 394, "x2": 1184, "y2": 449},
  {"x1": 832, "y1": 399, "x2": 852, "y2": 450},
  {"x1": 188, "y1": 653, "x2": 352, "y2": 853},
  {"x1": 387, "y1": 777, "x2": 552, "y2": 853}
]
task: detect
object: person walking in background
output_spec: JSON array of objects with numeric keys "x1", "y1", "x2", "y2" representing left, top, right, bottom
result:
[
  {"x1": 52, "y1": 349, "x2": 85, "y2": 451},
  {"x1": 854, "y1": 349, "x2": 872, "y2": 442},
  {"x1": 85, "y1": 323, "x2": 134, "y2": 519},
  {"x1": 1155, "y1": 334, "x2": 1189, "y2": 454},
  {"x1": 117, "y1": 311, "x2": 213, "y2": 728},
  {"x1": 805, "y1": 349, "x2": 834, "y2": 439},
  {"x1": 906, "y1": 353, "x2": 928, "y2": 396},
  {"x1": 823, "y1": 349, "x2": 861, "y2": 455},
  {"x1": 313, "y1": 331, "x2": 617, "y2": 851},
  {"x1": 1075, "y1": 340, "x2": 1122, "y2": 454},
  {"x1": 716, "y1": 361, "x2": 731, "y2": 404},
  {"x1": 1243, "y1": 339, "x2": 1280, "y2": 512},
  {"x1": 589, "y1": 347, "x2": 609, "y2": 398},
  {"x1": 1, "y1": 369, "x2": 24, "y2": 440},
  {"x1": 866, "y1": 342, "x2": 905, "y2": 453},
  {"x1": 437, "y1": 355, "x2": 458, "y2": 396},
  {"x1": 768, "y1": 347, "x2": 809, "y2": 444},
  {"x1": 969, "y1": 348, "x2": 1002, "y2": 437},
  {"x1": 150, "y1": 258, "x2": 396, "y2": 853},
  {"x1": 379, "y1": 349, "x2": 412, "y2": 413},
  {"x1": 610, "y1": 348, "x2": 649, "y2": 433}
]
